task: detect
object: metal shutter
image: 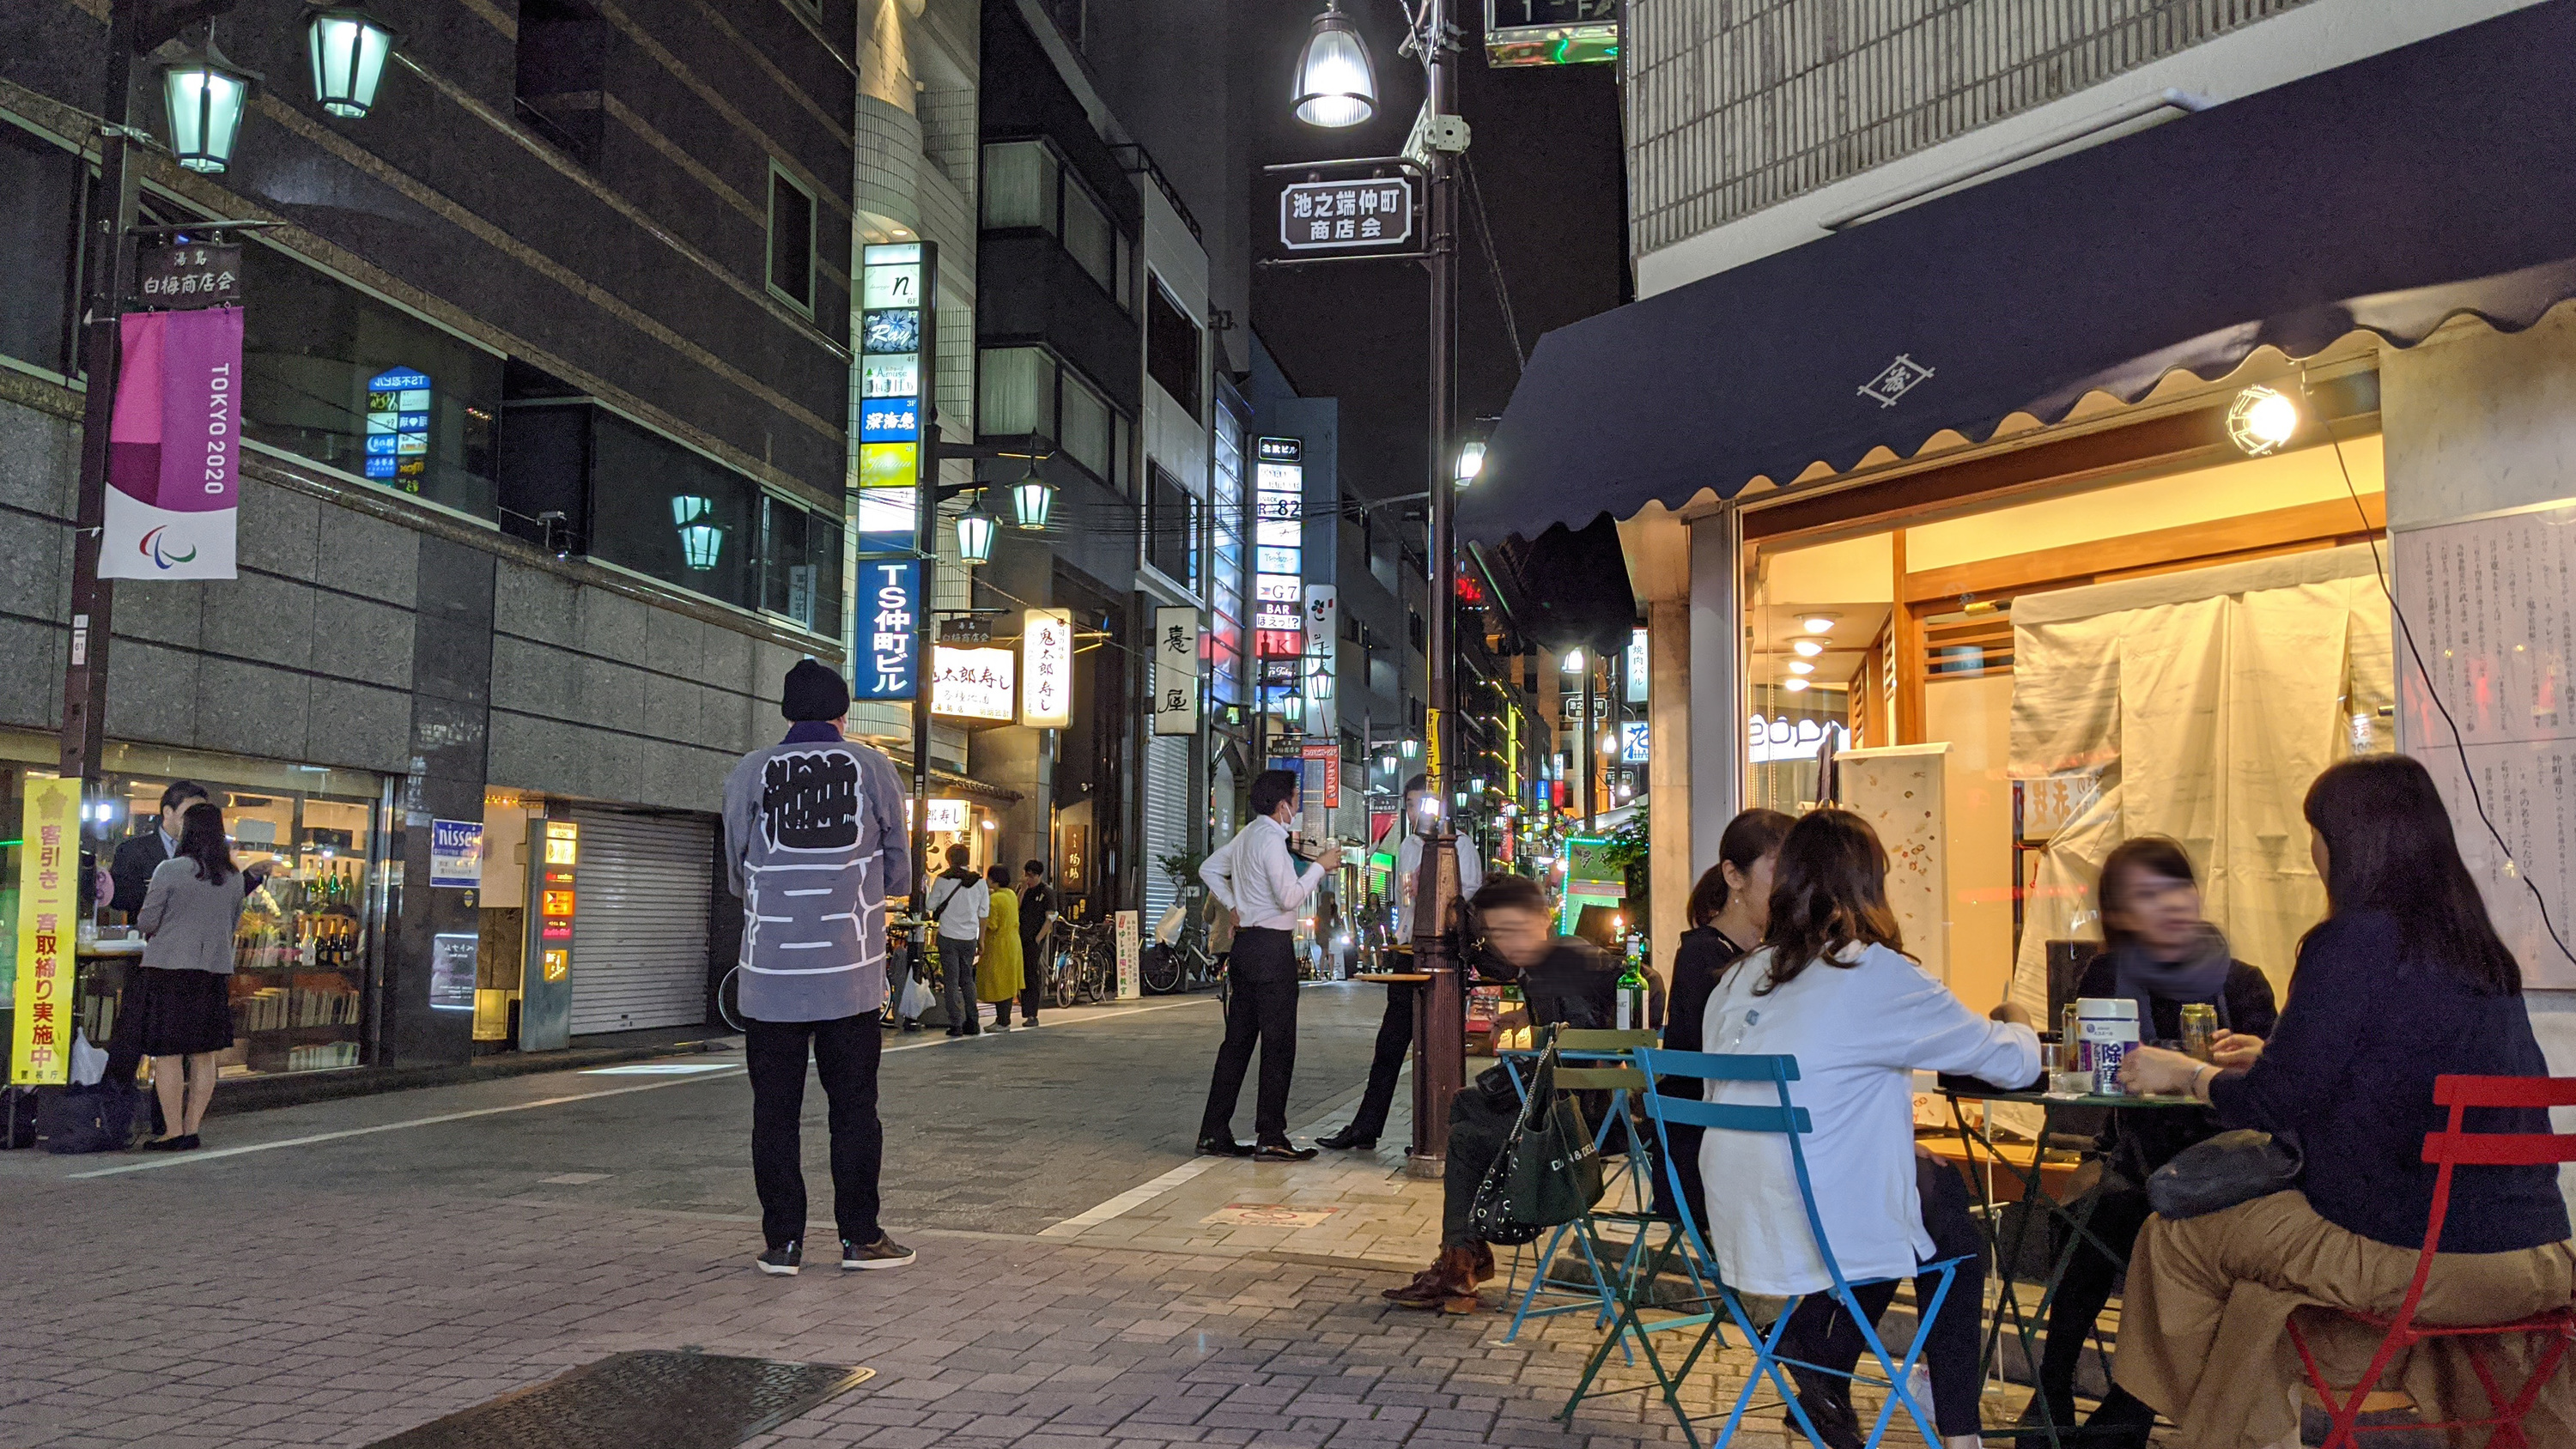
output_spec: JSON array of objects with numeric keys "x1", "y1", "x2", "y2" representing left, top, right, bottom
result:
[
  {"x1": 1144, "y1": 731, "x2": 1189, "y2": 922},
  {"x1": 568, "y1": 807, "x2": 717, "y2": 1036}
]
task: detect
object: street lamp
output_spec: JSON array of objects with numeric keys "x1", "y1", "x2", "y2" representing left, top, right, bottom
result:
[
  {"x1": 305, "y1": 5, "x2": 400, "y2": 118},
  {"x1": 955, "y1": 494, "x2": 997, "y2": 565},
  {"x1": 1291, "y1": 1, "x2": 1376, "y2": 128},
  {"x1": 159, "y1": 38, "x2": 258, "y2": 173},
  {"x1": 1453, "y1": 440, "x2": 1485, "y2": 487},
  {"x1": 1009, "y1": 465, "x2": 1055, "y2": 530}
]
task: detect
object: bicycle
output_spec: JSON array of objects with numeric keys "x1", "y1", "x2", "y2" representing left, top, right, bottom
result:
[{"x1": 1048, "y1": 918, "x2": 1119, "y2": 1005}]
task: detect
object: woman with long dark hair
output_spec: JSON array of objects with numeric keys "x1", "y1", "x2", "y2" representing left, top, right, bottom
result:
[
  {"x1": 1651, "y1": 807, "x2": 1793, "y2": 1222},
  {"x1": 129, "y1": 801, "x2": 248, "y2": 1150},
  {"x1": 2113, "y1": 755, "x2": 2575, "y2": 1449},
  {"x1": 1698, "y1": 809, "x2": 2038, "y2": 1448}
]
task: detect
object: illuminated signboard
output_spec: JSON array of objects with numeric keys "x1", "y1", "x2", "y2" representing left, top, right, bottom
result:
[
  {"x1": 931, "y1": 645, "x2": 1015, "y2": 720},
  {"x1": 364, "y1": 367, "x2": 431, "y2": 487},
  {"x1": 1279, "y1": 176, "x2": 1415, "y2": 253},
  {"x1": 1020, "y1": 607, "x2": 1072, "y2": 727},
  {"x1": 856, "y1": 560, "x2": 920, "y2": 700},
  {"x1": 906, "y1": 797, "x2": 970, "y2": 833},
  {"x1": 1253, "y1": 446, "x2": 1303, "y2": 661},
  {"x1": 856, "y1": 242, "x2": 929, "y2": 555}
]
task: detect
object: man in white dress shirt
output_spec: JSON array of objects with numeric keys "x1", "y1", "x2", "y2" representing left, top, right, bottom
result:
[
  {"x1": 1319, "y1": 774, "x2": 1481, "y2": 1151},
  {"x1": 1195, "y1": 768, "x2": 1343, "y2": 1161}
]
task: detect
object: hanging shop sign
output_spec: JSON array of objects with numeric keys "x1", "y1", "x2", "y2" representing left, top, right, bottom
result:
[
  {"x1": 1619, "y1": 720, "x2": 1650, "y2": 764},
  {"x1": 101, "y1": 306, "x2": 242, "y2": 579},
  {"x1": 1626, "y1": 627, "x2": 1649, "y2": 703},
  {"x1": 429, "y1": 818, "x2": 483, "y2": 888},
  {"x1": 133, "y1": 242, "x2": 242, "y2": 307},
  {"x1": 856, "y1": 241, "x2": 933, "y2": 555},
  {"x1": 9, "y1": 776, "x2": 79, "y2": 1085},
  {"x1": 1154, "y1": 605, "x2": 1200, "y2": 737},
  {"x1": 1020, "y1": 607, "x2": 1072, "y2": 727},
  {"x1": 1303, "y1": 739, "x2": 1341, "y2": 810},
  {"x1": 1254, "y1": 441, "x2": 1304, "y2": 666},
  {"x1": 1264, "y1": 161, "x2": 1422, "y2": 260},
  {"x1": 931, "y1": 645, "x2": 1015, "y2": 720},
  {"x1": 856, "y1": 560, "x2": 920, "y2": 701},
  {"x1": 905, "y1": 797, "x2": 969, "y2": 834}
]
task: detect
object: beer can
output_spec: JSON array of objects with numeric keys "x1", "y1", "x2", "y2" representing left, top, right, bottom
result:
[{"x1": 2180, "y1": 1003, "x2": 2220, "y2": 1063}]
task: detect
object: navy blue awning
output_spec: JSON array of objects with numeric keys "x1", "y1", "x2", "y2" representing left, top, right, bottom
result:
[{"x1": 1465, "y1": 0, "x2": 2576, "y2": 546}]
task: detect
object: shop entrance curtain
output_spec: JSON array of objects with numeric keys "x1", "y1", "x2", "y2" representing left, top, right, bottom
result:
[
  {"x1": 1463, "y1": 0, "x2": 2576, "y2": 548},
  {"x1": 2006, "y1": 546, "x2": 2392, "y2": 1009}
]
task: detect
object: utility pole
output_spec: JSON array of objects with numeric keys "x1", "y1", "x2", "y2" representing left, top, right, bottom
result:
[
  {"x1": 63, "y1": 0, "x2": 143, "y2": 803},
  {"x1": 1406, "y1": 0, "x2": 1466, "y2": 1173},
  {"x1": 907, "y1": 242, "x2": 943, "y2": 966},
  {"x1": 1581, "y1": 659, "x2": 1595, "y2": 833}
]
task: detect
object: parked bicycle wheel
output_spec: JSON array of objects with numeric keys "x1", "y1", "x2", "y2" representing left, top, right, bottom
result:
[{"x1": 1140, "y1": 943, "x2": 1184, "y2": 994}]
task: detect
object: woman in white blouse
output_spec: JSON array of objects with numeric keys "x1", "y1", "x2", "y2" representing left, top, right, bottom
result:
[{"x1": 1700, "y1": 809, "x2": 2040, "y2": 1449}]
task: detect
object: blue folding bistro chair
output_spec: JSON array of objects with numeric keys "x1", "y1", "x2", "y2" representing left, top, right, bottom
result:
[{"x1": 1588, "y1": 1048, "x2": 1964, "y2": 1449}]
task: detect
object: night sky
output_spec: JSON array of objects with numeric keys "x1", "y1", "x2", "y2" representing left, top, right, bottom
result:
[{"x1": 1240, "y1": 2, "x2": 1629, "y2": 505}]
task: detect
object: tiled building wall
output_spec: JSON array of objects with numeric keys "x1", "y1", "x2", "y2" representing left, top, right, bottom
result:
[{"x1": 1626, "y1": 0, "x2": 2315, "y2": 256}]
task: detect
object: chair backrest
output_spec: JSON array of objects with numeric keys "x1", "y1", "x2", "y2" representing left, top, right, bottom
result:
[
  {"x1": 1555, "y1": 1064, "x2": 1650, "y2": 1093},
  {"x1": 1555, "y1": 1028, "x2": 1661, "y2": 1053},
  {"x1": 2382, "y1": 1075, "x2": 2576, "y2": 1331}
]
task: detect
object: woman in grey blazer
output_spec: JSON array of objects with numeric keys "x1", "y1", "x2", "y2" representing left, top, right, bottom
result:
[{"x1": 131, "y1": 802, "x2": 247, "y2": 1150}]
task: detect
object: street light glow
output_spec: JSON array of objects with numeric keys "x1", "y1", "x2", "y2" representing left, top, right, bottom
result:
[
  {"x1": 1291, "y1": 2, "x2": 1376, "y2": 128},
  {"x1": 306, "y1": 5, "x2": 398, "y2": 118},
  {"x1": 161, "y1": 40, "x2": 258, "y2": 174},
  {"x1": 956, "y1": 497, "x2": 997, "y2": 565},
  {"x1": 1562, "y1": 649, "x2": 1584, "y2": 670},
  {"x1": 1454, "y1": 440, "x2": 1485, "y2": 486}
]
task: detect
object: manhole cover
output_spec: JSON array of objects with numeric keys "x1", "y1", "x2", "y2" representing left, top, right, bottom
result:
[{"x1": 364, "y1": 1351, "x2": 872, "y2": 1449}]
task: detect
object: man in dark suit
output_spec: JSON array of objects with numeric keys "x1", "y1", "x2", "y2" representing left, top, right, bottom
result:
[{"x1": 104, "y1": 782, "x2": 267, "y2": 1089}]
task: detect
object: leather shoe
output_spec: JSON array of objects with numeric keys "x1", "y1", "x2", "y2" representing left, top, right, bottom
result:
[
  {"x1": 1316, "y1": 1128, "x2": 1376, "y2": 1150},
  {"x1": 1196, "y1": 1137, "x2": 1256, "y2": 1157},
  {"x1": 1382, "y1": 1246, "x2": 1480, "y2": 1313},
  {"x1": 1254, "y1": 1141, "x2": 1318, "y2": 1162}
]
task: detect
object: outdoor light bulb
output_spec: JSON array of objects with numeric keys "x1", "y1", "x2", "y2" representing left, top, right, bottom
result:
[
  {"x1": 1792, "y1": 639, "x2": 1825, "y2": 658},
  {"x1": 2227, "y1": 385, "x2": 2300, "y2": 456},
  {"x1": 1787, "y1": 659, "x2": 1815, "y2": 676},
  {"x1": 161, "y1": 41, "x2": 258, "y2": 174},
  {"x1": 1402, "y1": 739, "x2": 1419, "y2": 758},
  {"x1": 1562, "y1": 649, "x2": 1584, "y2": 671},
  {"x1": 955, "y1": 500, "x2": 997, "y2": 565},
  {"x1": 1011, "y1": 470, "x2": 1055, "y2": 530},
  {"x1": 1291, "y1": 2, "x2": 1376, "y2": 128},
  {"x1": 306, "y1": 6, "x2": 398, "y2": 118},
  {"x1": 1783, "y1": 677, "x2": 1811, "y2": 692},
  {"x1": 1454, "y1": 440, "x2": 1485, "y2": 486},
  {"x1": 1801, "y1": 615, "x2": 1835, "y2": 634}
]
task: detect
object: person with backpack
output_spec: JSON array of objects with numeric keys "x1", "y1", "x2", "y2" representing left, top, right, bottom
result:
[
  {"x1": 722, "y1": 659, "x2": 916, "y2": 1276},
  {"x1": 926, "y1": 845, "x2": 990, "y2": 1037},
  {"x1": 126, "y1": 801, "x2": 252, "y2": 1150}
]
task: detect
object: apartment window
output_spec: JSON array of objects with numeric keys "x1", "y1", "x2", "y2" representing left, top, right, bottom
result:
[
  {"x1": 1059, "y1": 373, "x2": 1113, "y2": 482},
  {"x1": 981, "y1": 141, "x2": 1060, "y2": 232},
  {"x1": 768, "y1": 164, "x2": 816, "y2": 313},
  {"x1": 513, "y1": 0, "x2": 608, "y2": 167},
  {"x1": 1146, "y1": 464, "x2": 1196, "y2": 589},
  {"x1": 976, "y1": 347, "x2": 1056, "y2": 436},
  {"x1": 240, "y1": 241, "x2": 502, "y2": 518},
  {"x1": 1061, "y1": 180, "x2": 1116, "y2": 296},
  {"x1": 0, "y1": 124, "x2": 82, "y2": 378},
  {"x1": 1145, "y1": 277, "x2": 1201, "y2": 421}
]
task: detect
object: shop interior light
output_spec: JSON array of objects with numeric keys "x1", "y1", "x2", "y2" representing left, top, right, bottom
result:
[
  {"x1": 1792, "y1": 639, "x2": 1825, "y2": 658},
  {"x1": 1561, "y1": 649, "x2": 1585, "y2": 670},
  {"x1": 1402, "y1": 738, "x2": 1419, "y2": 758},
  {"x1": 1291, "y1": 0, "x2": 1376, "y2": 128},
  {"x1": 955, "y1": 495, "x2": 997, "y2": 565},
  {"x1": 1009, "y1": 465, "x2": 1054, "y2": 530},
  {"x1": 1787, "y1": 659, "x2": 1815, "y2": 676},
  {"x1": 2227, "y1": 385, "x2": 2300, "y2": 456},
  {"x1": 305, "y1": 4, "x2": 399, "y2": 118},
  {"x1": 1783, "y1": 677, "x2": 1811, "y2": 692},
  {"x1": 160, "y1": 37, "x2": 259, "y2": 174},
  {"x1": 1801, "y1": 615, "x2": 1837, "y2": 634}
]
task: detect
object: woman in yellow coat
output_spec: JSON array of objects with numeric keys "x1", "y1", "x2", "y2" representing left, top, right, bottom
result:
[{"x1": 979, "y1": 863, "x2": 1027, "y2": 1028}]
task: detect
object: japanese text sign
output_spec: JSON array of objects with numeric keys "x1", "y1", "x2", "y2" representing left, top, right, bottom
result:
[
  {"x1": 932, "y1": 645, "x2": 1015, "y2": 720},
  {"x1": 855, "y1": 561, "x2": 920, "y2": 700},
  {"x1": 1020, "y1": 608, "x2": 1072, "y2": 727},
  {"x1": 1279, "y1": 177, "x2": 1416, "y2": 253},
  {"x1": 10, "y1": 777, "x2": 81, "y2": 1085},
  {"x1": 1154, "y1": 606, "x2": 1200, "y2": 737}
]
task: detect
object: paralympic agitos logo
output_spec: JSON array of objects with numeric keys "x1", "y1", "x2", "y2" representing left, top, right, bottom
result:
[{"x1": 138, "y1": 525, "x2": 199, "y2": 569}]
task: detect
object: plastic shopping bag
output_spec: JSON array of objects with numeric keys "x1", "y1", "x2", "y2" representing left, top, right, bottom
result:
[
  {"x1": 896, "y1": 971, "x2": 933, "y2": 1022},
  {"x1": 69, "y1": 1029, "x2": 108, "y2": 1088}
]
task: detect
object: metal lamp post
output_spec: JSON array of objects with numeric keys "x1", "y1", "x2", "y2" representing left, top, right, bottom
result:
[{"x1": 1293, "y1": 0, "x2": 1467, "y2": 1168}]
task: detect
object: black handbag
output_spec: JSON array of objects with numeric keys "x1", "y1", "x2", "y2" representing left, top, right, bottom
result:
[
  {"x1": 2146, "y1": 1129, "x2": 2303, "y2": 1219},
  {"x1": 1467, "y1": 1046, "x2": 1607, "y2": 1245}
]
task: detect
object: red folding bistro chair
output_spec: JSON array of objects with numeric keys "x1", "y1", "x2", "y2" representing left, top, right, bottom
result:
[{"x1": 2287, "y1": 1074, "x2": 2576, "y2": 1449}]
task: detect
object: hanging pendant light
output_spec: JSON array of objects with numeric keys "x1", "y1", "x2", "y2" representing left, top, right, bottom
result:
[
  {"x1": 306, "y1": 4, "x2": 401, "y2": 118},
  {"x1": 1291, "y1": 1, "x2": 1376, "y2": 128},
  {"x1": 956, "y1": 494, "x2": 998, "y2": 565},
  {"x1": 160, "y1": 37, "x2": 260, "y2": 174},
  {"x1": 1010, "y1": 464, "x2": 1055, "y2": 530}
]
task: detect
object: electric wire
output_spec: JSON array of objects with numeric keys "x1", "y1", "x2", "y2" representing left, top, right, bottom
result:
[
  {"x1": 2301, "y1": 362, "x2": 2576, "y2": 971},
  {"x1": 1461, "y1": 153, "x2": 1526, "y2": 373}
]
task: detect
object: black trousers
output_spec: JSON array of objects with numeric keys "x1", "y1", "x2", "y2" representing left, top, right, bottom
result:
[
  {"x1": 1345, "y1": 979, "x2": 1416, "y2": 1140},
  {"x1": 2037, "y1": 1183, "x2": 2156, "y2": 1416},
  {"x1": 1775, "y1": 1153, "x2": 1989, "y2": 1438},
  {"x1": 1017, "y1": 932, "x2": 1046, "y2": 1022},
  {"x1": 745, "y1": 1012, "x2": 884, "y2": 1251},
  {"x1": 1198, "y1": 927, "x2": 1298, "y2": 1143}
]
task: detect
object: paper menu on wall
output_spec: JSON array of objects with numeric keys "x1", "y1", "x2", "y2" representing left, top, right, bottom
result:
[
  {"x1": 1836, "y1": 743, "x2": 1949, "y2": 988},
  {"x1": 2395, "y1": 501, "x2": 2576, "y2": 987}
]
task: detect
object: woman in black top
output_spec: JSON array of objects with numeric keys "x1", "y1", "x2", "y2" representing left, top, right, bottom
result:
[
  {"x1": 2113, "y1": 756, "x2": 2575, "y2": 1449},
  {"x1": 2032, "y1": 836, "x2": 2276, "y2": 1432},
  {"x1": 1649, "y1": 808, "x2": 1793, "y2": 1222}
]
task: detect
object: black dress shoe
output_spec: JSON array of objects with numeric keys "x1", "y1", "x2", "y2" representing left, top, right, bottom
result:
[
  {"x1": 1196, "y1": 1137, "x2": 1256, "y2": 1157},
  {"x1": 1254, "y1": 1142, "x2": 1319, "y2": 1162},
  {"x1": 1316, "y1": 1129, "x2": 1376, "y2": 1150}
]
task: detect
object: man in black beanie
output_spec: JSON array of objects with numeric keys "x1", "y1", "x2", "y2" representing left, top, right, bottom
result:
[{"x1": 721, "y1": 658, "x2": 915, "y2": 1275}]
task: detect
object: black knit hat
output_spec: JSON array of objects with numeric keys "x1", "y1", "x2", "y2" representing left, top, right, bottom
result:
[{"x1": 781, "y1": 658, "x2": 849, "y2": 722}]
